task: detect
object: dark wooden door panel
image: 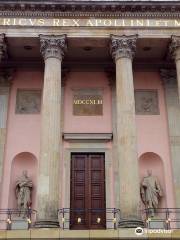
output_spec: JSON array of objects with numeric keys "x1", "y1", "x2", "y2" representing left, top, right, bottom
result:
[
  {"x1": 89, "y1": 154, "x2": 106, "y2": 229},
  {"x1": 70, "y1": 154, "x2": 88, "y2": 229},
  {"x1": 70, "y1": 153, "x2": 106, "y2": 230}
]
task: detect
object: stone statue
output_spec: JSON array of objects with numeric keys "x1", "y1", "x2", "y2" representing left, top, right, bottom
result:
[
  {"x1": 15, "y1": 170, "x2": 33, "y2": 214},
  {"x1": 140, "y1": 170, "x2": 163, "y2": 217}
]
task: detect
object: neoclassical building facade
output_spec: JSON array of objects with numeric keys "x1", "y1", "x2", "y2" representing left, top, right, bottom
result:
[{"x1": 0, "y1": 0, "x2": 180, "y2": 239}]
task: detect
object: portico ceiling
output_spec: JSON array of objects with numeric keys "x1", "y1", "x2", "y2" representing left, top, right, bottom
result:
[{"x1": 5, "y1": 36, "x2": 171, "y2": 67}]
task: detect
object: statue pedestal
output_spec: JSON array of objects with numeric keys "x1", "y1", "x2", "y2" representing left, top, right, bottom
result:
[
  {"x1": 119, "y1": 218, "x2": 144, "y2": 228},
  {"x1": 148, "y1": 217, "x2": 166, "y2": 229},
  {"x1": 33, "y1": 220, "x2": 59, "y2": 228},
  {"x1": 11, "y1": 217, "x2": 29, "y2": 230}
]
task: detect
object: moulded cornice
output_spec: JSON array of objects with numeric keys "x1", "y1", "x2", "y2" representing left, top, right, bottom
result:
[
  {"x1": 63, "y1": 133, "x2": 113, "y2": 141},
  {"x1": 1, "y1": 11, "x2": 180, "y2": 18},
  {"x1": 0, "y1": 1, "x2": 180, "y2": 18}
]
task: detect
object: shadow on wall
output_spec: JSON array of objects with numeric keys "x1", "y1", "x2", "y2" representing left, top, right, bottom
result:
[
  {"x1": 139, "y1": 152, "x2": 166, "y2": 210},
  {"x1": 9, "y1": 152, "x2": 37, "y2": 210}
]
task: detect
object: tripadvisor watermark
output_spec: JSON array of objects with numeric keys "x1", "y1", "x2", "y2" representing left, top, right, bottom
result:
[{"x1": 135, "y1": 227, "x2": 172, "y2": 236}]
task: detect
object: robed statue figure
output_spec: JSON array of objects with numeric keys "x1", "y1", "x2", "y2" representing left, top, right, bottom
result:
[
  {"x1": 140, "y1": 170, "x2": 163, "y2": 217},
  {"x1": 15, "y1": 170, "x2": 33, "y2": 213}
]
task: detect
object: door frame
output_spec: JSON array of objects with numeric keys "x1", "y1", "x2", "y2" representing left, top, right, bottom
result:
[{"x1": 62, "y1": 145, "x2": 112, "y2": 229}]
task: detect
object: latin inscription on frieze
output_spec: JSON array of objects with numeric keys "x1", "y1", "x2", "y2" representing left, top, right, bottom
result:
[
  {"x1": 73, "y1": 89, "x2": 103, "y2": 116},
  {"x1": 15, "y1": 89, "x2": 41, "y2": 114},
  {"x1": 135, "y1": 90, "x2": 159, "y2": 115},
  {"x1": 1, "y1": 18, "x2": 180, "y2": 28}
]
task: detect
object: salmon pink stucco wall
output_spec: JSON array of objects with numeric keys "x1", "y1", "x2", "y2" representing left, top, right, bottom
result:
[
  {"x1": 134, "y1": 71, "x2": 175, "y2": 209},
  {"x1": 1, "y1": 69, "x2": 43, "y2": 210},
  {"x1": 0, "y1": 69, "x2": 176, "y2": 214}
]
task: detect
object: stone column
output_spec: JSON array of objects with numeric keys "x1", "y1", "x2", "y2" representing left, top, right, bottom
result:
[
  {"x1": 160, "y1": 69, "x2": 180, "y2": 223},
  {"x1": 0, "y1": 34, "x2": 9, "y2": 190},
  {"x1": 169, "y1": 35, "x2": 180, "y2": 100},
  {"x1": 110, "y1": 35, "x2": 143, "y2": 227},
  {"x1": 36, "y1": 35, "x2": 67, "y2": 227}
]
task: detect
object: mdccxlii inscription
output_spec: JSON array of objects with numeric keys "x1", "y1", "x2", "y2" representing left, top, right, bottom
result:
[{"x1": 73, "y1": 89, "x2": 103, "y2": 116}]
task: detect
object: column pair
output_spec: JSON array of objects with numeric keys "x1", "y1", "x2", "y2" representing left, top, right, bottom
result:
[{"x1": 37, "y1": 34, "x2": 142, "y2": 227}]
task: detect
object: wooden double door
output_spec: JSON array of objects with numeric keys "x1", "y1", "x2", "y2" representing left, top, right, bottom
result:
[{"x1": 70, "y1": 153, "x2": 106, "y2": 230}]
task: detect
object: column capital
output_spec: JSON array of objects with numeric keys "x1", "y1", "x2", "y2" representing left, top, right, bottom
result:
[
  {"x1": 0, "y1": 33, "x2": 7, "y2": 62},
  {"x1": 169, "y1": 35, "x2": 180, "y2": 61},
  {"x1": 110, "y1": 34, "x2": 138, "y2": 61},
  {"x1": 39, "y1": 34, "x2": 67, "y2": 61}
]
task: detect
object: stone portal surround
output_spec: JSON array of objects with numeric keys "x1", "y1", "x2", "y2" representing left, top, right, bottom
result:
[
  {"x1": 0, "y1": 33, "x2": 180, "y2": 227},
  {"x1": 63, "y1": 145, "x2": 112, "y2": 229}
]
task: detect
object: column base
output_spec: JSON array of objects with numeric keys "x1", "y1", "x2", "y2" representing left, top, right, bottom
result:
[
  {"x1": 34, "y1": 220, "x2": 59, "y2": 228},
  {"x1": 119, "y1": 219, "x2": 144, "y2": 228}
]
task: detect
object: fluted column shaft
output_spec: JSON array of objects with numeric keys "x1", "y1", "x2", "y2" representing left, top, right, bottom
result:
[
  {"x1": 37, "y1": 35, "x2": 67, "y2": 224},
  {"x1": 160, "y1": 69, "x2": 180, "y2": 214},
  {"x1": 169, "y1": 35, "x2": 180, "y2": 100},
  {"x1": 110, "y1": 35, "x2": 141, "y2": 226}
]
